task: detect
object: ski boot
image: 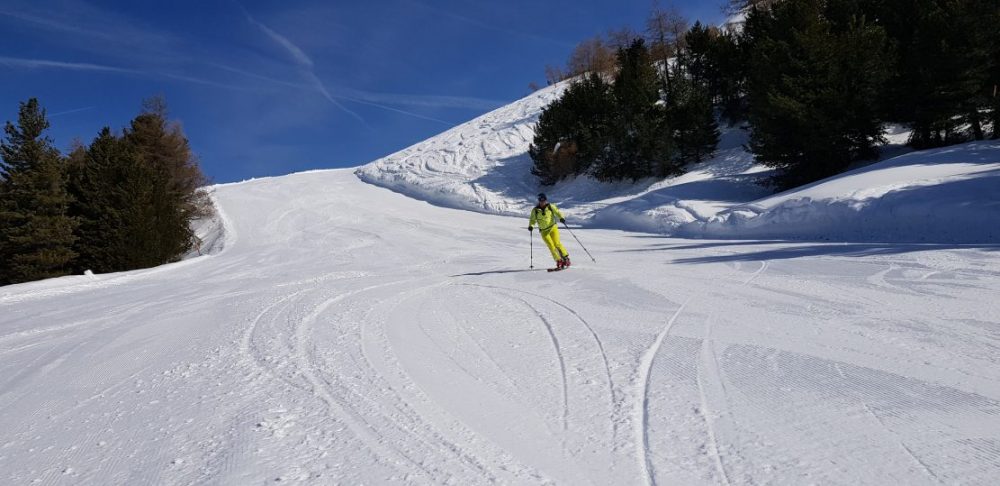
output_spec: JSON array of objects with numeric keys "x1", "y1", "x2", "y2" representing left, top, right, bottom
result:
[{"x1": 562, "y1": 255, "x2": 571, "y2": 268}]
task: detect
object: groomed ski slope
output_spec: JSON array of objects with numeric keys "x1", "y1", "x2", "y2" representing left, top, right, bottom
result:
[{"x1": 2, "y1": 168, "x2": 999, "y2": 485}]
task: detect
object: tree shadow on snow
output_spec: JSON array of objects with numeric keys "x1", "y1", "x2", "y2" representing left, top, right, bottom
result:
[
  {"x1": 616, "y1": 240, "x2": 790, "y2": 252},
  {"x1": 668, "y1": 242, "x2": 1000, "y2": 265}
]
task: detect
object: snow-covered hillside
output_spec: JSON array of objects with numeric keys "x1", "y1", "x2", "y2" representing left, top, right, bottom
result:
[
  {"x1": 3, "y1": 168, "x2": 999, "y2": 484},
  {"x1": 356, "y1": 82, "x2": 569, "y2": 216},
  {"x1": 3, "y1": 71, "x2": 999, "y2": 486},
  {"x1": 356, "y1": 82, "x2": 773, "y2": 235},
  {"x1": 695, "y1": 141, "x2": 1000, "y2": 243},
  {"x1": 358, "y1": 82, "x2": 998, "y2": 244}
]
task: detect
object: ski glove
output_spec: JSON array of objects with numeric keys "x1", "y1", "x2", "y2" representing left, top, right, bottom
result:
[
  {"x1": 560, "y1": 218, "x2": 566, "y2": 224},
  {"x1": 528, "y1": 226, "x2": 534, "y2": 232}
]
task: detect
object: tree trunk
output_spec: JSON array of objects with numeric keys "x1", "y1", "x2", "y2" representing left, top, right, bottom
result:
[{"x1": 969, "y1": 109, "x2": 984, "y2": 140}]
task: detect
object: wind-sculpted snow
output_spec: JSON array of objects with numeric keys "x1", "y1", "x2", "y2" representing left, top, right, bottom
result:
[
  {"x1": 357, "y1": 87, "x2": 772, "y2": 234},
  {"x1": 356, "y1": 82, "x2": 568, "y2": 217},
  {"x1": 693, "y1": 141, "x2": 1000, "y2": 243},
  {"x1": 357, "y1": 79, "x2": 996, "y2": 244},
  {"x1": 2, "y1": 169, "x2": 999, "y2": 484}
]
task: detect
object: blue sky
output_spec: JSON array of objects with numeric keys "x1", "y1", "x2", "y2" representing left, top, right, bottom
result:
[{"x1": 1, "y1": 0, "x2": 727, "y2": 183}]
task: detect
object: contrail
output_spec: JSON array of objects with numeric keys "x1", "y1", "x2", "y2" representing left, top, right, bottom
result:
[
  {"x1": 0, "y1": 55, "x2": 246, "y2": 91},
  {"x1": 306, "y1": 71, "x2": 370, "y2": 128},
  {"x1": 336, "y1": 96, "x2": 452, "y2": 126},
  {"x1": 235, "y1": 1, "x2": 370, "y2": 125},
  {"x1": 0, "y1": 56, "x2": 134, "y2": 73},
  {"x1": 49, "y1": 106, "x2": 96, "y2": 118},
  {"x1": 233, "y1": 1, "x2": 457, "y2": 127}
]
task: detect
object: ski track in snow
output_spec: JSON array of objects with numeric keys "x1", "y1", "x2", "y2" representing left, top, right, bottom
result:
[
  {"x1": 2, "y1": 169, "x2": 1000, "y2": 485},
  {"x1": 636, "y1": 296, "x2": 692, "y2": 486},
  {"x1": 465, "y1": 283, "x2": 617, "y2": 426}
]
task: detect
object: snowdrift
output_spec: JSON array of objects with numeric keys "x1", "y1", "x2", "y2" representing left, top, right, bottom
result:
[
  {"x1": 358, "y1": 79, "x2": 998, "y2": 244},
  {"x1": 356, "y1": 83, "x2": 771, "y2": 232},
  {"x1": 692, "y1": 142, "x2": 1000, "y2": 243},
  {"x1": 356, "y1": 82, "x2": 568, "y2": 216}
]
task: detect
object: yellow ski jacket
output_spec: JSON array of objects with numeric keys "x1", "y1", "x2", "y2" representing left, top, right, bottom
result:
[{"x1": 529, "y1": 203, "x2": 565, "y2": 232}]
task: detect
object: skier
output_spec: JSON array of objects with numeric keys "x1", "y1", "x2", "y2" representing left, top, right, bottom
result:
[{"x1": 528, "y1": 193, "x2": 571, "y2": 270}]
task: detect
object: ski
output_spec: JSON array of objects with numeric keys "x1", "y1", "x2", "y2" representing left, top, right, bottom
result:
[{"x1": 547, "y1": 267, "x2": 566, "y2": 272}]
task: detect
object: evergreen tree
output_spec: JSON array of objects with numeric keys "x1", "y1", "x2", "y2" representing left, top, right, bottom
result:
[
  {"x1": 530, "y1": 73, "x2": 615, "y2": 185},
  {"x1": 992, "y1": 42, "x2": 1000, "y2": 139},
  {"x1": 0, "y1": 99, "x2": 77, "y2": 285},
  {"x1": 669, "y1": 67, "x2": 720, "y2": 164},
  {"x1": 67, "y1": 128, "x2": 140, "y2": 273},
  {"x1": 974, "y1": 0, "x2": 1000, "y2": 139},
  {"x1": 869, "y1": 0, "x2": 992, "y2": 147},
  {"x1": 711, "y1": 29, "x2": 749, "y2": 124},
  {"x1": 682, "y1": 21, "x2": 748, "y2": 125},
  {"x1": 745, "y1": 0, "x2": 890, "y2": 188},
  {"x1": 119, "y1": 97, "x2": 210, "y2": 268},
  {"x1": 681, "y1": 22, "x2": 715, "y2": 90},
  {"x1": 599, "y1": 39, "x2": 676, "y2": 181},
  {"x1": 672, "y1": 22, "x2": 722, "y2": 164}
]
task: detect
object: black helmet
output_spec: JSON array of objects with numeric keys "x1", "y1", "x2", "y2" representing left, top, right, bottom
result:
[{"x1": 537, "y1": 193, "x2": 547, "y2": 201}]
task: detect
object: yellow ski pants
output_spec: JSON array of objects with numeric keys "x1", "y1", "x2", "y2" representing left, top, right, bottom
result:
[{"x1": 540, "y1": 226, "x2": 569, "y2": 262}]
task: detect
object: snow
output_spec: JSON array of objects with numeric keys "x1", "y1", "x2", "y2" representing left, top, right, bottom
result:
[
  {"x1": 3, "y1": 71, "x2": 1000, "y2": 484},
  {"x1": 2, "y1": 167, "x2": 999, "y2": 484},
  {"x1": 357, "y1": 83, "x2": 773, "y2": 235},
  {"x1": 693, "y1": 141, "x2": 1000, "y2": 243},
  {"x1": 358, "y1": 81, "x2": 997, "y2": 244}
]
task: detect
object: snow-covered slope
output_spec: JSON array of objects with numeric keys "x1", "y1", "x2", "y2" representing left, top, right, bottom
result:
[
  {"x1": 3, "y1": 169, "x2": 999, "y2": 484},
  {"x1": 693, "y1": 141, "x2": 1000, "y2": 243},
  {"x1": 356, "y1": 82, "x2": 773, "y2": 234},
  {"x1": 356, "y1": 82, "x2": 568, "y2": 216},
  {"x1": 358, "y1": 82, "x2": 998, "y2": 244}
]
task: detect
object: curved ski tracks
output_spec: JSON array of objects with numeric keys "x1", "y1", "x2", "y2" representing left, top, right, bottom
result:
[{"x1": 635, "y1": 296, "x2": 692, "y2": 486}]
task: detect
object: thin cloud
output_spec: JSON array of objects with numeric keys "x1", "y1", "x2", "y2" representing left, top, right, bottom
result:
[
  {"x1": 236, "y1": 5, "x2": 314, "y2": 68},
  {"x1": 161, "y1": 72, "x2": 253, "y2": 91},
  {"x1": 212, "y1": 63, "x2": 309, "y2": 89},
  {"x1": 49, "y1": 106, "x2": 97, "y2": 118},
  {"x1": 405, "y1": 0, "x2": 573, "y2": 48},
  {"x1": 0, "y1": 9, "x2": 116, "y2": 41},
  {"x1": 0, "y1": 56, "x2": 135, "y2": 73},
  {"x1": 338, "y1": 88, "x2": 504, "y2": 111},
  {"x1": 336, "y1": 95, "x2": 451, "y2": 126},
  {"x1": 0, "y1": 3, "x2": 181, "y2": 61},
  {"x1": 305, "y1": 71, "x2": 370, "y2": 127},
  {"x1": 236, "y1": 1, "x2": 370, "y2": 125},
  {"x1": 0, "y1": 56, "x2": 250, "y2": 92},
  {"x1": 215, "y1": 63, "x2": 495, "y2": 115}
]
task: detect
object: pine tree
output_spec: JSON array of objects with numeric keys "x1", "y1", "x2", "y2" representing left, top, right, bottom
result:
[
  {"x1": 530, "y1": 73, "x2": 615, "y2": 185},
  {"x1": 119, "y1": 97, "x2": 210, "y2": 268},
  {"x1": 681, "y1": 22, "x2": 715, "y2": 90},
  {"x1": 711, "y1": 29, "x2": 749, "y2": 124},
  {"x1": 599, "y1": 39, "x2": 675, "y2": 181},
  {"x1": 870, "y1": 0, "x2": 992, "y2": 147},
  {"x1": 745, "y1": 0, "x2": 890, "y2": 188},
  {"x1": 670, "y1": 67, "x2": 720, "y2": 164},
  {"x1": 974, "y1": 0, "x2": 1000, "y2": 139},
  {"x1": 67, "y1": 128, "x2": 141, "y2": 273},
  {"x1": 992, "y1": 47, "x2": 1000, "y2": 139},
  {"x1": 0, "y1": 99, "x2": 77, "y2": 285}
]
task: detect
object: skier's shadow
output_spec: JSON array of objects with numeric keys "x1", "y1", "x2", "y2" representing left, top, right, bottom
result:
[{"x1": 450, "y1": 269, "x2": 542, "y2": 277}]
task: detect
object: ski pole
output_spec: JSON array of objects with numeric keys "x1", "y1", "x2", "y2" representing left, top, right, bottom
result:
[
  {"x1": 529, "y1": 228, "x2": 534, "y2": 269},
  {"x1": 562, "y1": 222, "x2": 596, "y2": 263}
]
